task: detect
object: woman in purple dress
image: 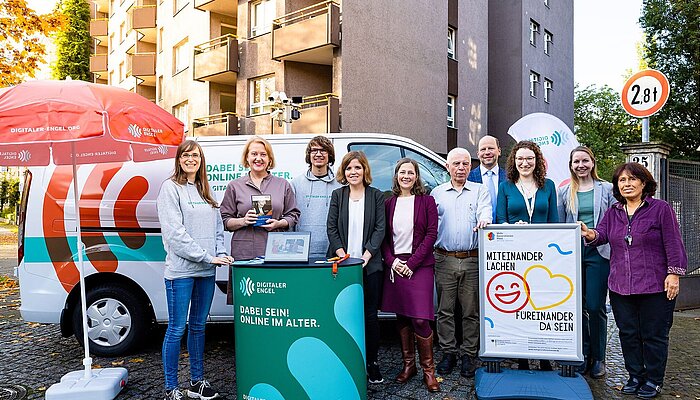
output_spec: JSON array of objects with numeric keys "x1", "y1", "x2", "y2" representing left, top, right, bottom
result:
[{"x1": 381, "y1": 158, "x2": 439, "y2": 392}]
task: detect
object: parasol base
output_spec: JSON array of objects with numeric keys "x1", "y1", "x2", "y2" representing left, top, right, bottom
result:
[{"x1": 45, "y1": 368, "x2": 128, "y2": 400}]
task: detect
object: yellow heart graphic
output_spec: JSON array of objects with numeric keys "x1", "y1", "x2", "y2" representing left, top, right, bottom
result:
[{"x1": 523, "y1": 264, "x2": 574, "y2": 311}]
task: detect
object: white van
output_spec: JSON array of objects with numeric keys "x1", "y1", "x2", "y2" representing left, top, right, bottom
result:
[{"x1": 15, "y1": 133, "x2": 449, "y2": 356}]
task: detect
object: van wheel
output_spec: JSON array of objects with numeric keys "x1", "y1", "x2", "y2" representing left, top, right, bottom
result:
[{"x1": 72, "y1": 284, "x2": 150, "y2": 356}]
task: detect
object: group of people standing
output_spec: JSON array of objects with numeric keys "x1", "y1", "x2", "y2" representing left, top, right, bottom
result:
[{"x1": 156, "y1": 133, "x2": 686, "y2": 400}]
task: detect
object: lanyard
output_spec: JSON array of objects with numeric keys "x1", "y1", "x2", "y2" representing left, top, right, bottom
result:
[{"x1": 517, "y1": 182, "x2": 537, "y2": 223}]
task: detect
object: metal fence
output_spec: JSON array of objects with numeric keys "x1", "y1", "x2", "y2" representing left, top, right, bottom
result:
[{"x1": 668, "y1": 159, "x2": 700, "y2": 275}]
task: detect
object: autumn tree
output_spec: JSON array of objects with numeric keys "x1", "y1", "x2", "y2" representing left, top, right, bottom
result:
[
  {"x1": 574, "y1": 85, "x2": 641, "y2": 181},
  {"x1": 0, "y1": 0, "x2": 65, "y2": 87},
  {"x1": 52, "y1": 0, "x2": 91, "y2": 81},
  {"x1": 640, "y1": 0, "x2": 700, "y2": 159}
]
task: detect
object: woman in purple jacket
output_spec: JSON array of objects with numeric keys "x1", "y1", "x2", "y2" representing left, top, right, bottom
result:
[
  {"x1": 581, "y1": 163, "x2": 687, "y2": 399},
  {"x1": 381, "y1": 158, "x2": 439, "y2": 392}
]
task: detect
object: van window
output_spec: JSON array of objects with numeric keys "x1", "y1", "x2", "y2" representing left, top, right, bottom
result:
[
  {"x1": 347, "y1": 144, "x2": 402, "y2": 195},
  {"x1": 348, "y1": 143, "x2": 449, "y2": 195},
  {"x1": 404, "y1": 148, "x2": 451, "y2": 192}
]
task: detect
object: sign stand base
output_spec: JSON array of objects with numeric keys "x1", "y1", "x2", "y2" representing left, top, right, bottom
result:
[{"x1": 474, "y1": 367, "x2": 593, "y2": 400}]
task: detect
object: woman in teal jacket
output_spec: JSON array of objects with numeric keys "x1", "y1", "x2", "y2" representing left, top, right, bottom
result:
[{"x1": 496, "y1": 140, "x2": 558, "y2": 371}]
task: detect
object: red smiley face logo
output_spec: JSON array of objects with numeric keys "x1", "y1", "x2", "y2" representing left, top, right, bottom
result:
[{"x1": 486, "y1": 271, "x2": 530, "y2": 313}]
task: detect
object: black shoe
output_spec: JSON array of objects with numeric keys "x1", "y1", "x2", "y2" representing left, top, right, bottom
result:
[
  {"x1": 590, "y1": 360, "x2": 606, "y2": 378},
  {"x1": 539, "y1": 360, "x2": 553, "y2": 371},
  {"x1": 460, "y1": 355, "x2": 477, "y2": 378},
  {"x1": 517, "y1": 358, "x2": 530, "y2": 370},
  {"x1": 622, "y1": 377, "x2": 643, "y2": 395},
  {"x1": 367, "y1": 361, "x2": 384, "y2": 384},
  {"x1": 437, "y1": 353, "x2": 457, "y2": 375},
  {"x1": 187, "y1": 380, "x2": 219, "y2": 400},
  {"x1": 164, "y1": 389, "x2": 185, "y2": 400},
  {"x1": 636, "y1": 382, "x2": 662, "y2": 399},
  {"x1": 576, "y1": 357, "x2": 590, "y2": 374}
]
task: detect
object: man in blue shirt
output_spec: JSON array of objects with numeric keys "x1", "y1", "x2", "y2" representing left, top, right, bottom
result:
[
  {"x1": 431, "y1": 148, "x2": 491, "y2": 378},
  {"x1": 468, "y1": 135, "x2": 506, "y2": 222}
]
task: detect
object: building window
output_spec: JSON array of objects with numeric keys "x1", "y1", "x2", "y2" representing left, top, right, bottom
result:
[
  {"x1": 250, "y1": 0, "x2": 274, "y2": 37},
  {"x1": 158, "y1": 76, "x2": 164, "y2": 102},
  {"x1": 544, "y1": 78, "x2": 553, "y2": 103},
  {"x1": 173, "y1": 101, "x2": 189, "y2": 131},
  {"x1": 544, "y1": 30, "x2": 553, "y2": 55},
  {"x1": 119, "y1": 61, "x2": 125, "y2": 82},
  {"x1": 109, "y1": 70, "x2": 115, "y2": 85},
  {"x1": 173, "y1": 38, "x2": 189, "y2": 75},
  {"x1": 529, "y1": 71, "x2": 540, "y2": 98},
  {"x1": 448, "y1": 27, "x2": 456, "y2": 60},
  {"x1": 447, "y1": 95, "x2": 456, "y2": 128},
  {"x1": 529, "y1": 19, "x2": 539, "y2": 47},
  {"x1": 249, "y1": 75, "x2": 275, "y2": 115},
  {"x1": 109, "y1": 33, "x2": 115, "y2": 53},
  {"x1": 174, "y1": 0, "x2": 188, "y2": 15},
  {"x1": 110, "y1": 0, "x2": 116, "y2": 15},
  {"x1": 119, "y1": 22, "x2": 125, "y2": 43},
  {"x1": 158, "y1": 28, "x2": 164, "y2": 53}
]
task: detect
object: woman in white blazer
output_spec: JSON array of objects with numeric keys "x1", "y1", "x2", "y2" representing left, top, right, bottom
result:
[{"x1": 557, "y1": 146, "x2": 616, "y2": 379}]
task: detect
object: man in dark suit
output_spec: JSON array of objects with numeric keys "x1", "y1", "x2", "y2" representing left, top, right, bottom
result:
[{"x1": 468, "y1": 135, "x2": 505, "y2": 221}]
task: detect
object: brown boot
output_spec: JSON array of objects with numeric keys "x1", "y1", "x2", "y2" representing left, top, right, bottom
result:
[
  {"x1": 415, "y1": 333, "x2": 440, "y2": 392},
  {"x1": 396, "y1": 325, "x2": 417, "y2": 383}
]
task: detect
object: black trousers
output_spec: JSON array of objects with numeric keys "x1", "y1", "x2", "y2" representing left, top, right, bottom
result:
[
  {"x1": 364, "y1": 270, "x2": 383, "y2": 365},
  {"x1": 610, "y1": 291, "x2": 675, "y2": 386}
]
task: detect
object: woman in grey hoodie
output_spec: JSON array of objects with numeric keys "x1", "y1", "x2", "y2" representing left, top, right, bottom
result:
[{"x1": 158, "y1": 140, "x2": 232, "y2": 400}]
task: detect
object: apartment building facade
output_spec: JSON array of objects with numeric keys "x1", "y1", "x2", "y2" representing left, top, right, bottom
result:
[
  {"x1": 90, "y1": 0, "x2": 569, "y2": 155},
  {"x1": 488, "y1": 0, "x2": 574, "y2": 145}
]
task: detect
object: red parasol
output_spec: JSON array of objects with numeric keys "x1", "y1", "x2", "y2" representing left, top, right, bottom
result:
[{"x1": 0, "y1": 79, "x2": 185, "y2": 393}]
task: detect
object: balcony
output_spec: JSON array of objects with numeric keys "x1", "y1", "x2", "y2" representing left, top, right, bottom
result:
[
  {"x1": 271, "y1": 1, "x2": 340, "y2": 65},
  {"x1": 127, "y1": 53, "x2": 156, "y2": 85},
  {"x1": 89, "y1": 54, "x2": 108, "y2": 76},
  {"x1": 90, "y1": 18, "x2": 108, "y2": 42},
  {"x1": 272, "y1": 94, "x2": 339, "y2": 134},
  {"x1": 193, "y1": 113, "x2": 239, "y2": 136},
  {"x1": 93, "y1": 0, "x2": 109, "y2": 14},
  {"x1": 130, "y1": 4, "x2": 157, "y2": 43},
  {"x1": 194, "y1": 0, "x2": 236, "y2": 18},
  {"x1": 193, "y1": 35, "x2": 238, "y2": 85}
]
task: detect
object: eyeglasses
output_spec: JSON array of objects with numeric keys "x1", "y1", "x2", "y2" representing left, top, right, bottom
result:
[
  {"x1": 180, "y1": 153, "x2": 201, "y2": 159},
  {"x1": 309, "y1": 149, "x2": 328, "y2": 155},
  {"x1": 515, "y1": 157, "x2": 536, "y2": 163}
]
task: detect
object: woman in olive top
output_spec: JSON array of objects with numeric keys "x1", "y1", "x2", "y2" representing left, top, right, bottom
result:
[
  {"x1": 220, "y1": 136, "x2": 300, "y2": 303},
  {"x1": 496, "y1": 140, "x2": 558, "y2": 371},
  {"x1": 327, "y1": 151, "x2": 386, "y2": 384},
  {"x1": 557, "y1": 146, "x2": 616, "y2": 378}
]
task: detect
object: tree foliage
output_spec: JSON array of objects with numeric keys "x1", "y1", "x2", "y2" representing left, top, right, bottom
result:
[
  {"x1": 574, "y1": 85, "x2": 641, "y2": 181},
  {"x1": 0, "y1": 0, "x2": 65, "y2": 87},
  {"x1": 52, "y1": 0, "x2": 91, "y2": 81},
  {"x1": 640, "y1": 0, "x2": 700, "y2": 159}
]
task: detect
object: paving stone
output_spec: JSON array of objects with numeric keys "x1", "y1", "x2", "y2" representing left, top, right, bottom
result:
[{"x1": 1, "y1": 283, "x2": 699, "y2": 399}]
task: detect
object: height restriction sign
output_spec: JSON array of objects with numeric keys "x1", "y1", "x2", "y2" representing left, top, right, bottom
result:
[{"x1": 621, "y1": 69, "x2": 670, "y2": 118}]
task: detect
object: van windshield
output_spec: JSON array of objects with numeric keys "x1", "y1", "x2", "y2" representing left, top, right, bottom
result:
[{"x1": 348, "y1": 143, "x2": 449, "y2": 195}]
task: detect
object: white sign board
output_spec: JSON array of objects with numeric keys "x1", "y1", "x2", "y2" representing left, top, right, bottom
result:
[{"x1": 479, "y1": 224, "x2": 582, "y2": 361}]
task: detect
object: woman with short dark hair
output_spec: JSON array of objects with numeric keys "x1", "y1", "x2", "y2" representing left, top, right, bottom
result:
[{"x1": 581, "y1": 162, "x2": 687, "y2": 398}]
